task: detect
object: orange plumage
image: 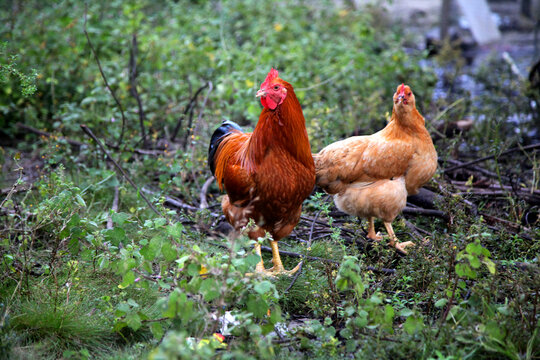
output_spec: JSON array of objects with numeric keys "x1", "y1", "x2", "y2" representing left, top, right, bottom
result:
[
  {"x1": 208, "y1": 68, "x2": 315, "y2": 275},
  {"x1": 314, "y1": 84, "x2": 437, "y2": 254}
]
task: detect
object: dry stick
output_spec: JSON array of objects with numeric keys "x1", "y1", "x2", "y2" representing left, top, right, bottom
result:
[
  {"x1": 80, "y1": 125, "x2": 166, "y2": 220},
  {"x1": 83, "y1": 7, "x2": 127, "y2": 148},
  {"x1": 443, "y1": 143, "x2": 540, "y2": 173},
  {"x1": 171, "y1": 83, "x2": 208, "y2": 142},
  {"x1": 129, "y1": 32, "x2": 147, "y2": 148},
  {"x1": 106, "y1": 186, "x2": 119, "y2": 229},
  {"x1": 15, "y1": 122, "x2": 84, "y2": 147},
  {"x1": 200, "y1": 176, "x2": 214, "y2": 209},
  {"x1": 402, "y1": 206, "x2": 447, "y2": 219},
  {"x1": 183, "y1": 82, "x2": 213, "y2": 150},
  {"x1": 16, "y1": 122, "x2": 163, "y2": 156},
  {"x1": 141, "y1": 186, "x2": 221, "y2": 218}
]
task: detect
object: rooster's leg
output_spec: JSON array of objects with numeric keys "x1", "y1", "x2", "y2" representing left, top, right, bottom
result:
[
  {"x1": 383, "y1": 222, "x2": 414, "y2": 254},
  {"x1": 366, "y1": 217, "x2": 383, "y2": 241},
  {"x1": 266, "y1": 240, "x2": 301, "y2": 275},
  {"x1": 253, "y1": 242, "x2": 266, "y2": 273}
]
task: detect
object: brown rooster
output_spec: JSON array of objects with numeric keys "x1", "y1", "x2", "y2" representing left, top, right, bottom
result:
[
  {"x1": 314, "y1": 84, "x2": 437, "y2": 254},
  {"x1": 208, "y1": 68, "x2": 315, "y2": 275}
]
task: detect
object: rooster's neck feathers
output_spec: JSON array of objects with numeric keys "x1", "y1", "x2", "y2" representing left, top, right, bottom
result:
[{"x1": 242, "y1": 83, "x2": 313, "y2": 172}]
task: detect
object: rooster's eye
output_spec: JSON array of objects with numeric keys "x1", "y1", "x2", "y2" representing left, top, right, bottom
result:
[{"x1": 273, "y1": 85, "x2": 279, "y2": 91}]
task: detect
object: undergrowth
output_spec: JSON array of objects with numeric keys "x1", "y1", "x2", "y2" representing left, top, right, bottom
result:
[{"x1": 1, "y1": 0, "x2": 539, "y2": 359}]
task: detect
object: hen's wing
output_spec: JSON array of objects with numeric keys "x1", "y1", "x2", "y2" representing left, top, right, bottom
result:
[{"x1": 314, "y1": 134, "x2": 415, "y2": 194}]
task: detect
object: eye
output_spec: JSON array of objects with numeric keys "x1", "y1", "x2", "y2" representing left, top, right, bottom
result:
[
  {"x1": 273, "y1": 85, "x2": 279, "y2": 91},
  {"x1": 407, "y1": 92, "x2": 411, "y2": 96}
]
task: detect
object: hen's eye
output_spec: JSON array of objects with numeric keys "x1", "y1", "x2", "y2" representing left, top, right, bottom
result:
[
  {"x1": 273, "y1": 85, "x2": 279, "y2": 90},
  {"x1": 407, "y1": 92, "x2": 411, "y2": 96}
]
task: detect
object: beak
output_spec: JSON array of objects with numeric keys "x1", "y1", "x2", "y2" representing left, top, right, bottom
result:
[
  {"x1": 256, "y1": 89, "x2": 266, "y2": 98},
  {"x1": 397, "y1": 94, "x2": 404, "y2": 103}
]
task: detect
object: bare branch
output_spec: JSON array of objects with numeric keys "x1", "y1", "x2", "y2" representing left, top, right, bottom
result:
[
  {"x1": 83, "y1": 5, "x2": 127, "y2": 147},
  {"x1": 129, "y1": 32, "x2": 148, "y2": 147},
  {"x1": 80, "y1": 124, "x2": 166, "y2": 221}
]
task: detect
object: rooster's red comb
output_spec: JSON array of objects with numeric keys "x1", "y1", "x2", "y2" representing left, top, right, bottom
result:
[
  {"x1": 398, "y1": 83, "x2": 406, "y2": 96},
  {"x1": 261, "y1": 68, "x2": 279, "y2": 89}
]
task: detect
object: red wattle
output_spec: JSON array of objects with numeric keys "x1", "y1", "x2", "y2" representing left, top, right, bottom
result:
[{"x1": 261, "y1": 96, "x2": 278, "y2": 110}]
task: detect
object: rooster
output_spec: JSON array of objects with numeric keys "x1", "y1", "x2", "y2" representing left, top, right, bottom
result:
[
  {"x1": 208, "y1": 68, "x2": 315, "y2": 275},
  {"x1": 314, "y1": 84, "x2": 437, "y2": 254}
]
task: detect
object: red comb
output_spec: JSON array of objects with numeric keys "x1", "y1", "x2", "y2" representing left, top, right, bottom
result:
[
  {"x1": 261, "y1": 68, "x2": 279, "y2": 89},
  {"x1": 398, "y1": 83, "x2": 406, "y2": 96}
]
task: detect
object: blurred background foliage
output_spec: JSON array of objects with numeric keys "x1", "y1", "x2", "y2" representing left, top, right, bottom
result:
[
  {"x1": 0, "y1": 0, "x2": 538, "y2": 359},
  {"x1": 0, "y1": 0, "x2": 436, "y2": 151}
]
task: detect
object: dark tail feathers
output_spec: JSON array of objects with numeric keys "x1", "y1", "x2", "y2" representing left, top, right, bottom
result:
[{"x1": 208, "y1": 120, "x2": 244, "y2": 175}]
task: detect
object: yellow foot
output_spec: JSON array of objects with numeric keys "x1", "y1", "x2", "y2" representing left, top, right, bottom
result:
[
  {"x1": 367, "y1": 232, "x2": 383, "y2": 242},
  {"x1": 264, "y1": 261, "x2": 302, "y2": 276},
  {"x1": 394, "y1": 241, "x2": 415, "y2": 255}
]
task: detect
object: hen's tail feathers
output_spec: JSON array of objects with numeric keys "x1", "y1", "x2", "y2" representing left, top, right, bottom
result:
[{"x1": 208, "y1": 120, "x2": 244, "y2": 175}]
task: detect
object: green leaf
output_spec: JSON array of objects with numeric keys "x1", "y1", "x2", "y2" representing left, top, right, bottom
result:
[
  {"x1": 469, "y1": 255, "x2": 481, "y2": 269},
  {"x1": 75, "y1": 194, "x2": 86, "y2": 207},
  {"x1": 125, "y1": 312, "x2": 141, "y2": 331},
  {"x1": 154, "y1": 217, "x2": 167, "y2": 228},
  {"x1": 254, "y1": 280, "x2": 274, "y2": 295},
  {"x1": 161, "y1": 242, "x2": 177, "y2": 262},
  {"x1": 484, "y1": 259, "x2": 496, "y2": 274},
  {"x1": 141, "y1": 236, "x2": 163, "y2": 261},
  {"x1": 384, "y1": 305, "x2": 394, "y2": 324},
  {"x1": 112, "y1": 212, "x2": 129, "y2": 226},
  {"x1": 434, "y1": 298, "x2": 448, "y2": 308},
  {"x1": 269, "y1": 305, "x2": 282, "y2": 324},
  {"x1": 399, "y1": 308, "x2": 414, "y2": 317},
  {"x1": 245, "y1": 253, "x2": 261, "y2": 266},
  {"x1": 200, "y1": 278, "x2": 220, "y2": 301},
  {"x1": 247, "y1": 294, "x2": 268, "y2": 318},
  {"x1": 167, "y1": 222, "x2": 184, "y2": 238},
  {"x1": 118, "y1": 270, "x2": 135, "y2": 289},
  {"x1": 104, "y1": 227, "x2": 126, "y2": 246},
  {"x1": 404, "y1": 315, "x2": 424, "y2": 335},
  {"x1": 151, "y1": 322, "x2": 164, "y2": 339}
]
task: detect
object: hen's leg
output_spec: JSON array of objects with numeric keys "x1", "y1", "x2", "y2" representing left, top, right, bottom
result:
[
  {"x1": 366, "y1": 217, "x2": 383, "y2": 241},
  {"x1": 383, "y1": 222, "x2": 414, "y2": 254},
  {"x1": 266, "y1": 240, "x2": 301, "y2": 275}
]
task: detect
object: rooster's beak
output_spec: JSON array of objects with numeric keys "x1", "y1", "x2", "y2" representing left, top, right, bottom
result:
[{"x1": 256, "y1": 89, "x2": 266, "y2": 98}]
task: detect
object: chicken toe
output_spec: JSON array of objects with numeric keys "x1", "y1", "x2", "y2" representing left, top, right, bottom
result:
[
  {"x1": 394, "y1": 241, "x2": 415, "y2": 255},
  {"x1": 366, "y1": 218, "x2": 383, "y2": 241}
]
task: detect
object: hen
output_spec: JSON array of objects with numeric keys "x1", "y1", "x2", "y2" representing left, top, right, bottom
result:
[
  {"x1": 314, "y1": 84, "x2": 437, "y2": 253},
  {"x1": 208, "y1": 68, "x2": 315, "y2": 275}
]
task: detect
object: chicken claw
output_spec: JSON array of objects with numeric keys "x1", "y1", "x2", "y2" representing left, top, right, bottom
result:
[
  {"x1": 249, "y1": 241, "x2": 300, "y2": 277},
  {"x1": 394, "y1": 241, "x2": 415, "y2": 255}
]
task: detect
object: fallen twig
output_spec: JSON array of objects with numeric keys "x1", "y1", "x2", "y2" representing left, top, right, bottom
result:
[
  {"x1": 106, "y1": 186, "x2": 119, "y2": 229},
  {"x1": 200, "y1": 176, "x2": 214, "y2": 209},
  {"x1": 16, "y1": 122, "x2": 83, "y2": 147},
  {"x1": 171, "y1": 82, "x2": 209, "y2": 142},
  {"x1": 186, "y1": 81, "x2": 213, "y2": 150},
  {"x1": 402, "y1": 206, "x2": 447, "y2": 219},
  {"x1": 443, "y1": 143, "x2": 540, "y2": 173},
  {"x1": 142, "y1": 186, "x2": 221, "y2": 218},
  {"x1": 80, "y1": 124, "x2": 166, "y2": 221}
]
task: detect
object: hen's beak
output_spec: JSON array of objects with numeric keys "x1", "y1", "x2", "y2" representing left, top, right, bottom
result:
[
  {"x1": 256, "y1": 89, "x2": 266, "y2": 98},
  {"x1": 397, "y1": 95, "x2": 404, "y2": 103}
]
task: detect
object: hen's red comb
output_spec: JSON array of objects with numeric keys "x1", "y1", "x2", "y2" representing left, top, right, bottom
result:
[
  {"x1": 398, "y1": 83, "x2": 406, "y2": 96},
  {"x1": 261, "y1": 68, "x2": 279, "y2": 89}
]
